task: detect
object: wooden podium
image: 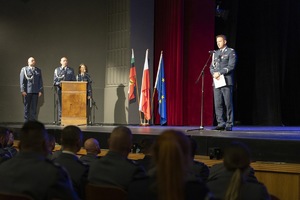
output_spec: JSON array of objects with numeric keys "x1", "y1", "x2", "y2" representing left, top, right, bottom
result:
[{"x1": 61, "y1": 81, "x2": 87, "y2": 126}]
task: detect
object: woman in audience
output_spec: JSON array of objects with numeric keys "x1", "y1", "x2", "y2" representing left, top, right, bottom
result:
[
  {"x1": 128, "y1": 130, "x2": 212, "y2": 200},
  {"x1": 0, "y1": 127, "x2": 15, "y2": 164},
  {"x1": 207, "y1": 141, "x2": 270, "y2": 200}
]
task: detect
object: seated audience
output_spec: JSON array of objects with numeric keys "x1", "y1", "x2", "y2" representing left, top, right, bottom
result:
[
  {"x1": 6, "y1": 129, "x2": 18, "y2": 156},
  {"x1": 189, "y1": 137, "x2": 210, "y2": 182},
  {"x1": 48, "y1": 131, "x2": 62, "y2": 160},
  {"x1": 136, "y1": 138, "x2": 154, "y2": 171},
  {"x1": 207, "y1": 141, "x2": 270, "y2": 200},
  {"x1": 0, "y1": 127, "x2": 14, "y2": 164},
  {"x1": 47, "y1": 133, "x2": 56, "y2": 159},
  {"x1": 128, "y1": 130, "x2": 212, "y2": 200},
  {"x1": 80, "y1": 138, "x2": 101, "y2": 165},
  {"x1": 54, "y1": 125, "x2": 89, "y2": 199},
  {"x1": 88, "y1": 126, "x2": 145, "y2": 190},
  {"x1": 0, "y1": 121, "x2": 79, "y2": 199}
]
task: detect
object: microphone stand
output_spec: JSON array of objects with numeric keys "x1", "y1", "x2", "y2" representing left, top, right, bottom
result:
[
  {"x1": 90, "y1": 97, "x2": 98, "y2": 126},
  {"x1": 187, "y1": 53, "x2": 212, "y2": 132}
]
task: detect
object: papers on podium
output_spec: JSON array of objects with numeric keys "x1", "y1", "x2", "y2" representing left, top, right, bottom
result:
[{"x1": 213, "y1": 74, "x2": 226, "y2": 88}]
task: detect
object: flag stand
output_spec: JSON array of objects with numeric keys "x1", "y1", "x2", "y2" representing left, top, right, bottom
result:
[
  {"x1": 186, "y1": 53, "x2": 212, "y2": 132},
  {"x1": 140, "y1": 116, "x2": 150, "y2": 126}
]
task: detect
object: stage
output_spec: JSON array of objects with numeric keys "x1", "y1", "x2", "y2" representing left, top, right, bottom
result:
[{"x1": 4, "y1": 123, "x2": 300, "y2": 163}]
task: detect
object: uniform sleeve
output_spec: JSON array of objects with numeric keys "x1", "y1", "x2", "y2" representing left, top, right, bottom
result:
[
  {"x1": 71, "y1": 69, "x2": 76, "y2": 81},
  {"x1": 87, "y1": 76, "x2": 92, "y2": 97},
  {"x1": 48, "y1": 166, "x2": 80, "y2": 200},
  {"x1": 53, "y1": 68, "x2": 60, "y2": 86},
  {"x1": 39, "y1": 69, "x2": 43, "y2": 93},
  {"x1": 209, "y1": 55, "x2": 215, "y2": 75},
  {"x1": 220, "y1": 49, "x2": 237, "y2": 75},
  {"x1": 20, "y1": 67, "x2": 26, "y2": 93}
]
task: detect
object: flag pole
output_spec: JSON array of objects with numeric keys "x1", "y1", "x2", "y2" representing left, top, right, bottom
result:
[
  {"x1": 151, "y1": 51, "x2": 163, "y2": 125},
  {"x1": 129, "y1": 49, "x2": 143, "y2": 125},
  {"x1": 151, "y1": 89, "x2": 156, "y2": 125},
  {"x1": 135, "y1": 70, "x2": 142, "y2": 124},
  {"x1": 132, "y1": 49, "x2": 143, "y2": 124},
  {"x1": 139, "y1": 49, "x2": 151, "y2": 126}
]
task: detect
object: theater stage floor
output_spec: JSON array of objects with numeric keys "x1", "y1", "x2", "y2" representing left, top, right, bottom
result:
[{"x1": 3, "y1": 123, "x2": 300, "y2": 164}]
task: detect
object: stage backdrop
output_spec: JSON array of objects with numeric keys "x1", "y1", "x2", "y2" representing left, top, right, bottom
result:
[{"x1": 153, "y1": 0, "x2": 215, "y2": 126}]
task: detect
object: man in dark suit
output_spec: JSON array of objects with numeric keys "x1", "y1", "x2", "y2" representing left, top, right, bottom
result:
[
  {"x1": 210, "y1": 35, "x2": 237, "y2": 131},
  {"x1": 20, "y1": 57, "x2": 43, "y2": 121},
  {"x1": 79, "y1": 138, "x2": 101, "y2": 165},
  {"x1": 88, "y1": 126, "x2": 146, "y2": 191},
  {"x1": 54, "y1": 125, "x2": 89, "y2": 199},
  {"x1": 0, "y1": 121, "x2": 79, "y2": 200},
  {"x1": 53, "y1": 57, "x2": 76, "y2": 123}
]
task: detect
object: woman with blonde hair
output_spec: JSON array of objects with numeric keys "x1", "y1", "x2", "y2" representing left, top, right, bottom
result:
[{"x1": 128, "y1": 130, "x2": 211, "y2": 200}]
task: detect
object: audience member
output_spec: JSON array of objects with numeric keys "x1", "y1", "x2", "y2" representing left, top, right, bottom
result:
[
  {"x1": 0, "y1": 121, "x2": 79, "y2": 199},
  {"x1": 207, "y1": 141, "x2": 270, "y2": 200},
  {"x1": 47, "y1": 133, "x2": 56, "y2": 159},
  {"x1": 6, "y1": 129, "x2": 18, "y2": 157},
  {"x1": 136, "y1": 138, "x2": 154, "y2": 171},
  {"x1": 128, "y1": 130, "x2": 212, "y2": 200},
  {"x1": 88, "y1": 126, "x2": 145, "y2": 190},
  {"x1": 189, "y1": 137, "x2": 210, "y2": 182},
  {"x1": 50, "y1": 141, "x2": 63, "y2": 160},
  {"x1": 0, "y1": 127, "x2": 13, "y2": 164},
  {"x1": 54, "y1": 125, "x2": 89, "y2": 199},
  {"x1": 79, "y1": 138, "x2": 101, "y2": 165}
]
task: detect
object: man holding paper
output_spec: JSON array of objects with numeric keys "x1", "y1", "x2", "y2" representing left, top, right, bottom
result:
[{"x1": 210, "y1": 34, "x2": 237, "y2": 131}]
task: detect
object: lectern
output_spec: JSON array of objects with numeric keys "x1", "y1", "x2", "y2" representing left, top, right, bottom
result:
[{"x1": 61, "y1": 81, "x2": 87, "y2": 126}]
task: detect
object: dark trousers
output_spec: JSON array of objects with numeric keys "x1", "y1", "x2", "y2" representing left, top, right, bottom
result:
[
  {"x1": 57, "y1": 89, "x2": 62, "y2": 121},
  {"x1": 213, "y1": 85, "x2": 234, "y2": 127},
  {"x1": 87, "y1": 99, "x2": 92, "y2": 124},
  {"x1": 24, "y1": 93, "x2": 38, "y2": 121}
]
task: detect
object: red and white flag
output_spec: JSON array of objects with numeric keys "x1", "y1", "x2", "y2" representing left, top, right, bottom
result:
[{"x1": 139, "y1": 49, "x2": 151, "y2": 120}]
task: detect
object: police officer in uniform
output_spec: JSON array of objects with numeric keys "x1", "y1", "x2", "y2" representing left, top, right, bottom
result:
[
  {"x1": 53, "y1": 57, "x2": 76, "y2": 123},
  {"x1": 20, "y1": 57, "x2": 43, "y2": 121},
  {"x1": 210, "y1": 35, "x2": 237, "y2": 131},
  {"x1": 0, "y1": 121, "x2": 79, "y2": 200},
  {"x1": 88, "y1": 126, "x2": 145, "y2": 190}
]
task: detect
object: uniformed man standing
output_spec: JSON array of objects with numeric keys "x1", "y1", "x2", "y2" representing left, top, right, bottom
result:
[
  {"x1": 210, "y1": 35, "x2": 237, "y2": 131},
  {"x1": 53, "y1": 57, "x2": 76, "y2": 124},
  {"x1": 20, "y1": 57, "x2": 43, "y2": 121}
]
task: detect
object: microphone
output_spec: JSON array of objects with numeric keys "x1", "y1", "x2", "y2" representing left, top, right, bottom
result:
[{"x1": 209, "y1": 50, "x2": 216, "y2": 54}]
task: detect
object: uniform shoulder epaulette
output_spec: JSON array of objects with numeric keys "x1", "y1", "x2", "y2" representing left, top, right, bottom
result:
[
  {"x1": 77, "y1": 159, "x2": 89, "y2": 168},
  {"x1": 45, "y1": 158, "x2": 63, "y2": 168}
]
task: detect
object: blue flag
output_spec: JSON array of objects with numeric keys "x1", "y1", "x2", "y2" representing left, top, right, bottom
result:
[{"x1": 155, "y1": 52, "x2": 167, "y2": 125}]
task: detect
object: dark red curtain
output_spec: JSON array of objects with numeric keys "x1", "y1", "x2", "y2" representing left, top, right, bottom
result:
[{"x1": 154, "y1": 0, "x2": 215, "y2": 126}]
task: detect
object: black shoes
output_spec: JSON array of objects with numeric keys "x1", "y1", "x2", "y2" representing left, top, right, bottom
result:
[
  {"x1": 212, "y1": 126, "x2": 232, "y2": 131},
  {"x1": 213, "y1": 126, "x2": 225, "y2": 131},
  {"x1": 225, "y1": 126, "x2": 232, "y2": 131}
]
